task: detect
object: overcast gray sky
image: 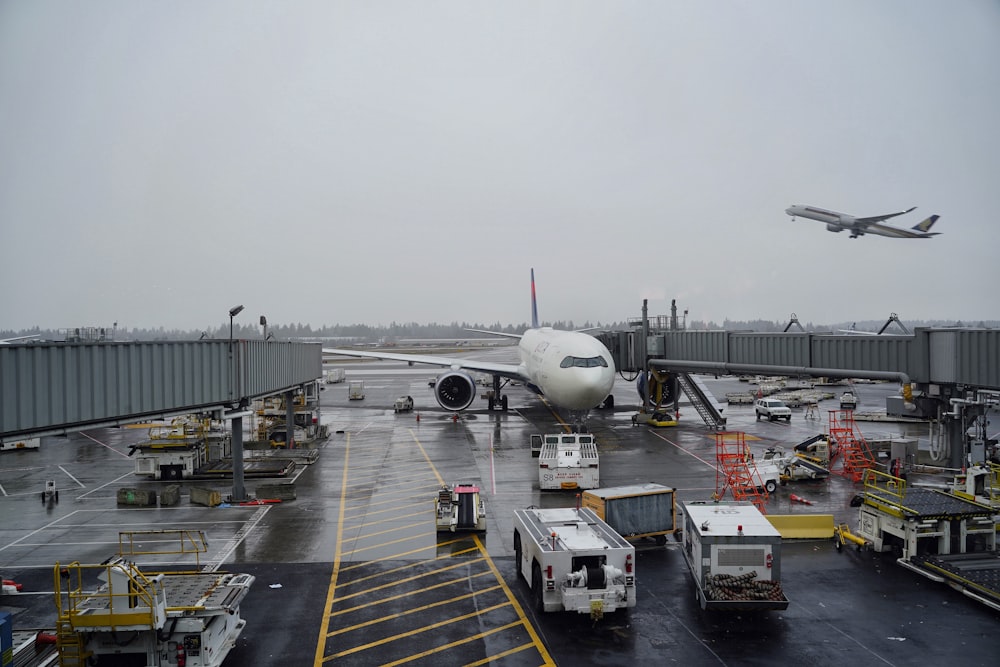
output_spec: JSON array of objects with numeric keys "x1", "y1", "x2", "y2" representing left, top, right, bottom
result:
[{"x1": 2, "y1": 1, "x2": 998, "y2": 332}]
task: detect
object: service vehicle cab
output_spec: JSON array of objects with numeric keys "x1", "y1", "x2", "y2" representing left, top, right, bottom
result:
[
  {"x1": 755, "y1": 398, "x2": 792, "y2": 422},
  {"x1": 394, "y1": 395, "x2": 414, "y2": 413}
]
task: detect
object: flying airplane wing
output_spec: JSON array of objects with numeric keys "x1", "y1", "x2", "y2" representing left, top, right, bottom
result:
[
  {"x1": 854, "y1": 207, "x2": 917, "y2": 225},
  {"x1": 862, "y1": 215, "x2": 941, "y2": 238},
  {"x1": 322, "y1": 347, "x2": 526, "y2": 381}
]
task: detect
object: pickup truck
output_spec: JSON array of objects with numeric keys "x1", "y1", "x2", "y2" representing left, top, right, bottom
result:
[{"x1": 755, "y1": 398, "x2": 792, "y2": 422}]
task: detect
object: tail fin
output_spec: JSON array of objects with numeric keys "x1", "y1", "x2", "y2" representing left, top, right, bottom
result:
[
  {"x1": 530, "y1": 268, "x2": 539, "y2": 329},
  {"x1": 912, "y1": 214, "x2": 940, "y2": 233}
]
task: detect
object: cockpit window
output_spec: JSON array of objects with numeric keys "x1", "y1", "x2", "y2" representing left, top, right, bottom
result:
[{"x1": 559, "y1": 356, "x2": 609, "y2": 369}]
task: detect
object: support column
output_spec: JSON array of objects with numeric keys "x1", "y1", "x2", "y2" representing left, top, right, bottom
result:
[
  {"x1": 231, "y1": 414, "x2": 248, "y2": 502},
  {"x1": 285, "y1": 389, "x2": 296, "y2": 449}
]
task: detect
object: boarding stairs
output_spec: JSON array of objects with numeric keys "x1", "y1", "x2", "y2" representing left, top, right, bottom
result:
[
  {"x1": 714, "y1": 431, "x2": 768, "y2": 513},
  {"x1": 678, "y1": 372, "x2": 727, "y2": 430},
  {"x1": 828, "y1": 410, "x2": 876, "y2": 482}
]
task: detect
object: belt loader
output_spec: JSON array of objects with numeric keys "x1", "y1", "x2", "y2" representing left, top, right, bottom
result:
[
  {"x1": 54, "y1": 556, "x2": 253, "y2": 666},
  {"x1": 512, "y1": 507, "x2": 635, "y2": 619}
]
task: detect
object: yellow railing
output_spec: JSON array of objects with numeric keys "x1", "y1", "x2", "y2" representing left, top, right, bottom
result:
[
  {"x1": 55, "y1": 560, "x2": 163, "y2": 631},
  {"x1": 117, "y1": 529, "x2": 208, "y2": 569}
]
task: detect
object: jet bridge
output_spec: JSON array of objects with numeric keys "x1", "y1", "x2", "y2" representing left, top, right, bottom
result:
[
  {"x1": 599, "y1": 321, "x2": 1000, "y2": 468},
  {"x1": 0, "y1": 339, "x2": 322, "y2": 440}
]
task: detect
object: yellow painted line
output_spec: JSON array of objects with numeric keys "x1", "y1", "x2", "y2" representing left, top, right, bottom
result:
[
  {"x1": 314, "y1": 432, "x2": 351, "y2": 667},
  {"x1": 472, "y1": 533, "x2": 554, "y2": 665},
  {"x1": 332, "y1": 558, "x2": 486, "y2": 602},
  {"x1": 341, "y1": 507, "x2": 428, "y2": 527},
  {"x1": 339, "y1": 514, "x2": 432, "y2": 542},
  {"x1": 336, "y1": 545, "x2": 481, "y2": 589},
  {"x1": 337, "y1": 531, "x2": 438, "y2": 558},
  {"x1": 316, "y1": 428, "x2": 553, "y2": 666},
  {"x1": 331, "y1": 571, "x2": 495, "y2": 618},
  {"x1": 345, "y1": 484, "x2": 442, "y2": 509},
  {"x1": 463, "y1": 642, "x2": 538, "y2": 666},
  {"x1": 337, "y1": 541, "x2": 448, "y2": 572},
  {"x1": 327, "y1": 601, "x2": 512, "y2": 659},
  {"x1": 328, "y1": 584, "x2": 503, "y2": 634},
  {"x1": 408, "y1": 428, "x2": 446, "y2": 487},
  {"x1": 348, "y1": 500, "x2": 426, "y2": 523},
  {"x1": 380, "y1": 620, "x2": 530, "y2": 667}
]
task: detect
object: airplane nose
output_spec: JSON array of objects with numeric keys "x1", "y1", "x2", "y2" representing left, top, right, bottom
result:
[{"x1": 573, "y1": 369, "x2": 615, "y2": 406}]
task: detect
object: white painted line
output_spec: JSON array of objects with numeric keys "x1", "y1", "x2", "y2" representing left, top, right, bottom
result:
[
  {"x1": 59, "y1": 465, "x2": 86, "y2": 488},
  {"x1": 76, "y1": 471, "x2": 134, "y2": 500},
  {"x1": 201, "y1": 505, "x2": 271, "y2": 572}
]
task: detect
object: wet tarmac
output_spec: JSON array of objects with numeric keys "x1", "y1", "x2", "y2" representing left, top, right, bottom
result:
[{"x1": 1, "y1": 348, "x2": 998, "y2": 666}]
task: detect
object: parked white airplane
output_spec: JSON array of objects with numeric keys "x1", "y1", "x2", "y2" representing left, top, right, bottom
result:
[
  {"x1": 323, "y1": 270, "x2": 616, "y2": 415},
  {"x1": 786, "y1": 204, "x2": 940, "y2": 239}
]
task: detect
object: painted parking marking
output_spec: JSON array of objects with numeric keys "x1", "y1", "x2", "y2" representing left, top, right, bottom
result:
[{"x1": 314, "y1": 429, "x2": 553, "y2": 666}]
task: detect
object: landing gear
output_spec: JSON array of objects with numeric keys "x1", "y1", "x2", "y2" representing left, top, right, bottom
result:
[{"x1": 487, "y1": 375, "x2": 508, "y2": 412}]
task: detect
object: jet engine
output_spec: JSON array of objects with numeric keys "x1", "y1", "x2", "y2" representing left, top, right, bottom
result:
[
  {"x1": 433, "y1": 371, "x2": 477, "y2": 411},
  {"x1": 826, "y1": 223, "x2": 843, "y2": 233}
]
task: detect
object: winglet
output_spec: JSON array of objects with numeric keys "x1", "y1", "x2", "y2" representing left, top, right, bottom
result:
[
  {"x1": 912, "y1": 214, "x2": 940, "y2": 233},
  {"x1": 530, "y1": 268, "x2": 539, "y2": 329}
]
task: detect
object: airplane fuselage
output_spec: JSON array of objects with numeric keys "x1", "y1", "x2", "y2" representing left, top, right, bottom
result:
[
  {"x1": 785, "y1": 204, "x2": 855, "y2": 226},
  {"x1": 517, "y1": 328, "x2": 616, "y2": 411}
]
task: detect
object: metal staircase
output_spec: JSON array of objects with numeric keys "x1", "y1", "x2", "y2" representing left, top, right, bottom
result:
[
  {"x1": 677, "y1": 372, "x2": 727, "y2": 430},
  {"x1": 714, "y1": 431, "x2": 768, "y2": 513},
  {"x1": 828, "y1": 410, "x2": 876, "y2": 481}
]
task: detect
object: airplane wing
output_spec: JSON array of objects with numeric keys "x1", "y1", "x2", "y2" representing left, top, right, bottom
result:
[
  {"x1": 862, "y1": 221, "x2": 940, "y2": 239},
  {"x1": 854, "y1": 206, "x2": 916, "y2": 225},
  {"x1": 0, "y1": 335, "x2": 40, "y2": 344},
  {"x1": 323, "y1": 348, "x2": 526, "y2": 380}
]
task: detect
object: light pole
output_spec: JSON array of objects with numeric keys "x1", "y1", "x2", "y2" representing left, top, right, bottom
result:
[
  {"x1": 229, "y1": 304, "x2": 244, "y2": 343},
  {"x1": 227, "y1": 304, "x2": 247, "y2": 502}
]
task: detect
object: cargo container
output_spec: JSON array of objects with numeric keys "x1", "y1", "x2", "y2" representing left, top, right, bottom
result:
[{"x1": 581, "y1": 483, "x2": 676, "y2": 545}]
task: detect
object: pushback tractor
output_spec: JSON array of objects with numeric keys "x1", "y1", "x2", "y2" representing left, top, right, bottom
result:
[{"x1": 512, "y1": 507, "x2": 635, "y2": 619}]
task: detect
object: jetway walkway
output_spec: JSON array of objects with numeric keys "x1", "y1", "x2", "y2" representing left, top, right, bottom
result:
[
  {"x1": 599, "y1": 324, "x2": 1000, "y2": 467},
  {"x1": 0, "y1": 340, "x2": 322, "y2": 440}
]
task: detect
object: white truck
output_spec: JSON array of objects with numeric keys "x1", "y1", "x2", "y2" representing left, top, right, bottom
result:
[
  {"x1": 512, "y1": 507, "x2": 636, "y2": 619},
  {"x1": 537, "y1": 433, "x2": 599, "y2": 490},
  {"x1": 348, "y1": 380, "x2": 365, "y2": 400},
  {"x1": 680, "y1": 500, "x2": 789, "y2": 611}
]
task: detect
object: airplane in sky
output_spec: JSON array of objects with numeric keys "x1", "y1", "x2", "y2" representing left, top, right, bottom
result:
[
  {"x1": 785, "y1": 204, "x2": 941, "y2": 239},
  {"x1": 323, "y1": 270, "x2": 616, "y2": 417}
]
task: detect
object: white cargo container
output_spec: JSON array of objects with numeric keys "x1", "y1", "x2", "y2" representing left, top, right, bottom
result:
[
  {"x1": 513, "y1": 507, "x2": 635, "y2": 619},
  {"x1": 325, "y1": 368, "x2": 346, "y2": 384},
  {"x1": 680, "y1": 500, "x2": 789, "y2": 611},
  {"x1": 537, "y1": 433, "x2": 599, "y2": 490}
]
